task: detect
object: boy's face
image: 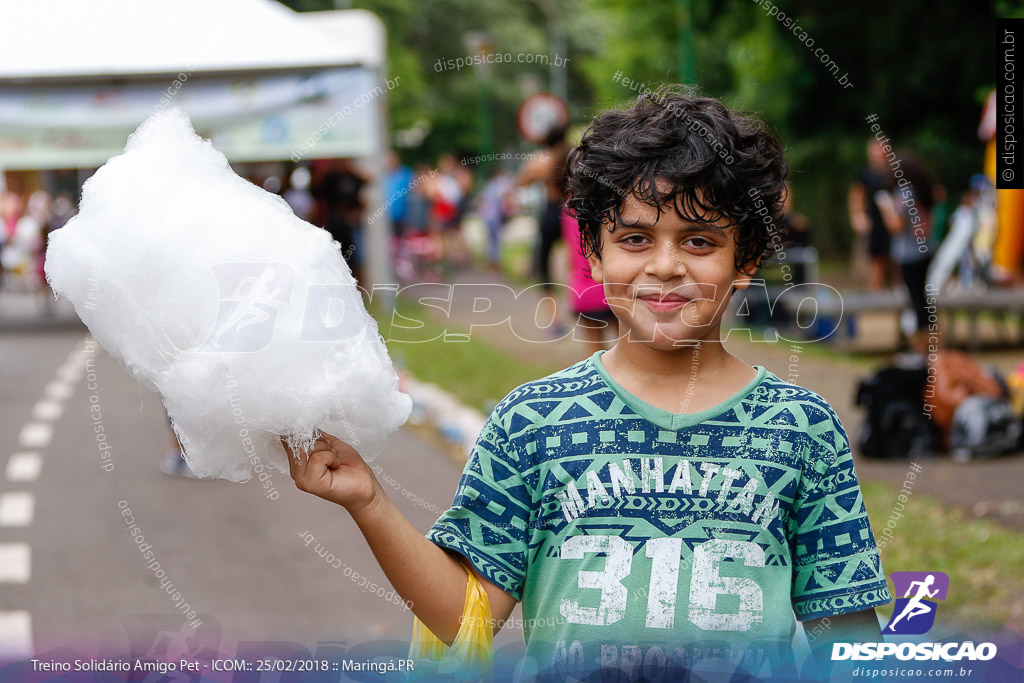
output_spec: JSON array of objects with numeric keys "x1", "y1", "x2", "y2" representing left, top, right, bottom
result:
[{"x1": 587, "y1": 186, "x2": 756, "y2": 351}]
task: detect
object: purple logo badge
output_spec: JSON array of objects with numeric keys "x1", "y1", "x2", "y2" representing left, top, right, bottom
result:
[{"x1": 882, "y1": 571, "x2": 950, "y2": 635}]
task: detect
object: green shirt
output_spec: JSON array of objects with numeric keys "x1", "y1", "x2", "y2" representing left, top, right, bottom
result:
[{"x1": 426, "y1": 351, "x2": 891, "y2": 679}]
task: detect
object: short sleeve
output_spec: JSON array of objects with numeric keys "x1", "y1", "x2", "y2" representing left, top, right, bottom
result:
[
  {"x1": 425, "y1": 411, "x2": 533, "y2": 602},
  {"x1": 788, "y1": 405, "x2": 893, "y2": 621}
]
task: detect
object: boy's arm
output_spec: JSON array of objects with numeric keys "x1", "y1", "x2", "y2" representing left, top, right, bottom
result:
[
  {"x1": 284, "y1": 433, "x2": 517, "y2": 645},
  {"x1": 804, "y1": 608, "x2": 881, "y2": 676}
]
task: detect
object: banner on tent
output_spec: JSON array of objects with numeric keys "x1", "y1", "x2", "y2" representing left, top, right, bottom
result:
[{"x1": 0, "y1": 67, "x2": 380, "y2": 168}]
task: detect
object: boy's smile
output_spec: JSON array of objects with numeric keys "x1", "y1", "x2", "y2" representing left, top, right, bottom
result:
[{"x1": 587, "y1": 187, "x2": 757, "y2": 352}]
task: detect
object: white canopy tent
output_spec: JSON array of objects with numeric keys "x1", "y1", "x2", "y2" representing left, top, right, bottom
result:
[
  {"x1": 0, "y1": 0, "x2": 383, "y2": 80},
  {"x1": 0, "y1": 0, "x2": 394, "y2": 287}
]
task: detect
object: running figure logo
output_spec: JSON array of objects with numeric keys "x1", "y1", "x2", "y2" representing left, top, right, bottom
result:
[
  {"x1": 882, "y1": 571, "x2": 949, "y2": 635},
  {"x1": 200, "y1": 264, "x2": 294, "y2": 352}
]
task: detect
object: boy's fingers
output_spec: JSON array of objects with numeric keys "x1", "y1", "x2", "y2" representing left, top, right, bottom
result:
[
  {"x1": 301, "y1": 440, "x2": 337, "y2": 473},
  {"x1": 308, "y1": 446, "x2": 340, "y2": 471},
  {"x1": 281, "y1": 435, "x2": 329, "y2": 478},
  {"x1": 280, "y1": 438, "x2": 296, "y2": 478},
  {"x1": 295, "y1": 443, "x2": 340, "y2": 492},
  {"x1": 325, "y1": 434, "x2": 357, "y2": 458},
  {"x1": 281, "y1": 437, "x2": 308, "y2": 481},
  {"x1": 281, "y1": 432, "x2": 339, "y2": 487}
]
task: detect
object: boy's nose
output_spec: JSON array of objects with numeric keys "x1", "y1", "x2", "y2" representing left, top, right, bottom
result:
[{"x1": 644, "y1": 241, "x2": 686, "y2": 280}]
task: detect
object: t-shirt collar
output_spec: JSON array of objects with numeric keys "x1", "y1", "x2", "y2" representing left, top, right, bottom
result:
[{"x1": 589, "y1": 349, "x2": 768, "y2": 431}]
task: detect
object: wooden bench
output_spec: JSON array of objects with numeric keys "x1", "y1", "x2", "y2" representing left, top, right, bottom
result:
[{"x1": 783, "y1": 287, "x2": 1024, "y2": 350}]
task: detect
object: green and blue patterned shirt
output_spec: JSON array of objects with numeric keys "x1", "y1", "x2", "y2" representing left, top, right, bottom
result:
[{"x1": 426, "y1": 350, "x2": 891, "y2": 679}]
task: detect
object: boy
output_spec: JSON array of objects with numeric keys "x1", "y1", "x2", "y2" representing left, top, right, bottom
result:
[{"x1": 285, "y1": 88, "x2": 892, "y2": 680}]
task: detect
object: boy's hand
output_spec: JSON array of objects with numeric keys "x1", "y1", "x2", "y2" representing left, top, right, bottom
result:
[
  {"x1": 282, "y1": 432, "x2": 382, "y2": 516},
  {"x1": 283, "y1": 432, "x2": 519, "y2": 645}
]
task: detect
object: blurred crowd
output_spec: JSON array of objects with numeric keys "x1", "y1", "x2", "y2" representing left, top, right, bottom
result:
[
  {"x1": 847, "y1": 87, "x2": 1024, "y2": 353},
  {"x1": 249, "y1": 153, "x2": 478, "y2": 288},
  {"x1": 0, "y1": 188, "x2": 77, "y2": 309},
  {"x1": 254, "y1": 130, "x2": 625, "y2": 356}
]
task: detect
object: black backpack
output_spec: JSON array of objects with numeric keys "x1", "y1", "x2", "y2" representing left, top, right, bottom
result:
[{"x1": 855, "y1": 363, "x2": 941, "y2": 459}]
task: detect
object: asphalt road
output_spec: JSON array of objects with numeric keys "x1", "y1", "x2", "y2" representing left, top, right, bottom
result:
[{"x1": 0, "y1": 326, "x2": 527, "y2": 668}]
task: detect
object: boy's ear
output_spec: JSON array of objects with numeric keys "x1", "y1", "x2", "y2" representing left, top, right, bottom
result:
[
  {"x1": 732, "y1": 259, "x2": 760, "y2": 291},
  {"x1": 587, "y1": 253, "x2": 603, "y2": 283}
]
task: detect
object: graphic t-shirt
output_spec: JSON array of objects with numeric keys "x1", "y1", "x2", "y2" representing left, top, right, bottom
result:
[{"x1": 425, "y1": 351, "x2": 892, "y2": 680}]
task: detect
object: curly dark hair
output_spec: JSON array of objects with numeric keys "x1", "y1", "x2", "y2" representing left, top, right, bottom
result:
[{"x1": 565, "y1": 85, "x2": 790, "y2": 274}]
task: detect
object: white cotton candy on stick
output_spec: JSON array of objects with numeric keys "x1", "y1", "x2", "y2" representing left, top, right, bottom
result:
[{"x1": 45, "y1": 108, "x2": 412, "y2": 482}]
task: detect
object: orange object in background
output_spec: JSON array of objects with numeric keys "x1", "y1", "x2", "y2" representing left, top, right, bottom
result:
[
  {"x1": 984, "y1": 126, "x2": 1024, "y2": 284},
  {"x1": 928, "y1": 350, "x2": 1004, "y2": 446},
  {"x1": 993, "y1": 184, "x2": 1024, "y2": 282}
]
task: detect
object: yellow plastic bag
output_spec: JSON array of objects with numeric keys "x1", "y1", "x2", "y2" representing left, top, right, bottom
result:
[{"x1": 406, "y1": 560, "x2": 494, "y2": 681}]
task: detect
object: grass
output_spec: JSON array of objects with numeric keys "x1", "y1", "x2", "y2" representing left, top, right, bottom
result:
[
  {"x1": 862, "y1": 480, "x2": 1024, "y2": 634},
  {"x1": 369, "y1": 296, "x2": 562, "y2": 413}
]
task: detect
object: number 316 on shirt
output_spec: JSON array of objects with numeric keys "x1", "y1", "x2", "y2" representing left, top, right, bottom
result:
[{"x1": 559, "y1": 536, "x2": 765, "y2": 632}]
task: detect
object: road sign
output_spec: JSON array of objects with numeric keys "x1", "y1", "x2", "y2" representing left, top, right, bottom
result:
[{"x1": 516, "y1": 93, "x2": 569, "y2": 145}]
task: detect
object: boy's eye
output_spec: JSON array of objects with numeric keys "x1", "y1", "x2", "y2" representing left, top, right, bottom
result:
[
  {"x1": 685, "y1": 237, "x2": 713, "y2": 249},
  {"x1": 622, "y1": 234, "x2": 649, "y2": 246}
]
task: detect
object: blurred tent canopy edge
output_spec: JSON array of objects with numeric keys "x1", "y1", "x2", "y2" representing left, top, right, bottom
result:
[{"x1": 0, "y1": 0, "x2": 395, "y2": 290}]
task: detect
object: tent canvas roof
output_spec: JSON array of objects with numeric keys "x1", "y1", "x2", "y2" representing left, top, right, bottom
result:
[{"x1": 0, "y1": 0, "x2": 383, "y2": 81}]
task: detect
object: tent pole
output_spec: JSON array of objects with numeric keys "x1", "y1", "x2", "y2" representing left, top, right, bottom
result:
[{"x1": 365, "y1": 41, "x2": 396, "y2": 313}]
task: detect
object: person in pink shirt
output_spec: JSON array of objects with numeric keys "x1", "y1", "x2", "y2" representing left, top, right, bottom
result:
[
  {"x1": 1, "y1": 191, "x2": 21, "y2": 241},
  {"x1": 562, "y1": 206, "x2": 617, "y2": 356},
  {"x1": 0, "y1": 191, "x2": 24, "y2": 291}
]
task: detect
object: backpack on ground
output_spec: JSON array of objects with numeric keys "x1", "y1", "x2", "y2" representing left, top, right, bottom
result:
[
  {"x1": 948, "y1": 394, "x2": 1023, "y2": 461},
  {"x1": 855, "y1": 360, "x2": 940, "y2": 459}
]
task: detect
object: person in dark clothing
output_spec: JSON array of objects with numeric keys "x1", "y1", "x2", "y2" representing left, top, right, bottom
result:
[
  {"x1": 849, "y1": 139, "x2": 894, "y2": 290},
  {"x1": 517, "y1": 126, "x2": 571, "y2": 335},
  {"x1": 779, "y1": 183, "x2": 811, "y2": 285},
  {"x1": 876, "y1": 152, "x2": 940, "y2": 355},
  {"x1": 314, "y1": 159, "x2": 367, "y2": 282}
]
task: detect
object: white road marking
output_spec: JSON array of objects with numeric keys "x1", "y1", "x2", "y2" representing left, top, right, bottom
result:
[
  {"x1": 31, "y1": 399, "x2": 65, "y2": 422},
  {"x1": 0, "y1": 493, "x2": 34, "y2": 527},
  {"x1": 56, "y1": 362, "x2": 84, "y2": 383},
  {"x1": 0, "y1": 341, "x2": 84, "y2": 660},
  {"x1": 4, "y1": 453, "x2": 41, "y2": 483},
  {"x1": 0, "y1": 544, "x2": 31, "y2": 583},
  {"x1": 44, "y1": 380, "x2": 74, "y2": 401},
  {"x1": 17, "y1": 423, "x2": 53, "y2": 450},
  {"x1": 0, "y1": 611, "x2": 33, "y2": 659}
]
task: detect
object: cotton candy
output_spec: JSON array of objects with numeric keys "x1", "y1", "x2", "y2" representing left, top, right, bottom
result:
[{"x1": 45, "y1": 109, "x2": 411, "y2": 482}]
